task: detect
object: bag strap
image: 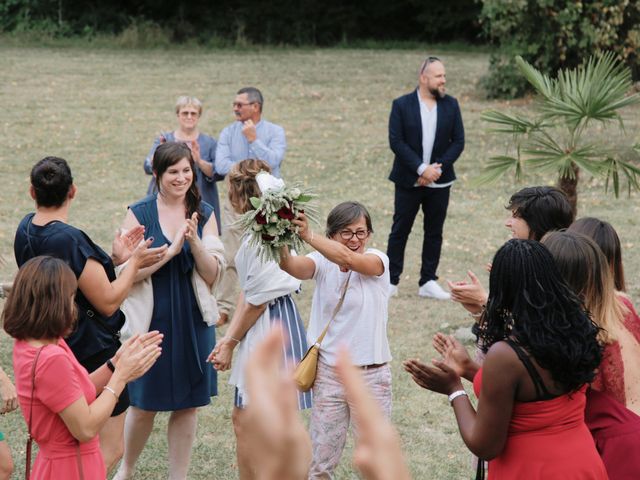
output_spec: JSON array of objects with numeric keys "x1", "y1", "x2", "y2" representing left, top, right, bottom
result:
[
  {"x1": 25, "y1": 346, "x2": 45, "y2": 480},
  {"x1": 24, "y1": 345, "x2": 85, "y2": 480},
  {"x1": 314, "y1": 271, "x2": 352, "y2": 346}
]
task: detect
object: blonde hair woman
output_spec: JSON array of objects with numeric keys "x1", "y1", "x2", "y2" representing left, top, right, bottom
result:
[{"x1": 143, "y1": 95, "x2": 222, "y2": 230}]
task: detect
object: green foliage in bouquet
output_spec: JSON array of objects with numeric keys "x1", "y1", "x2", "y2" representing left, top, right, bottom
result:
[{"x1": 240, "y1": 185, "x2": 319, "y2": 263}]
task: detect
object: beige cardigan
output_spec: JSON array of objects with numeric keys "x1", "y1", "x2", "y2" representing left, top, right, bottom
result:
[{"x1": 117, "y1": 235, "x2": 226, "y2": 341}]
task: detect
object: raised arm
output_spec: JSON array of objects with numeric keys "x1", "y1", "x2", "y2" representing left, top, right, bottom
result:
[
  {"x1": 187, "y1": 213, "x2": 220, "y2": 287},
  {"x1": 291, "y1": 213, "x2": 384, "y2": 277},
  {"x1": 279, "y1": 246, "x2": 317, "y2": 280},
  {"x1": 56, "y1": 337, "x2": 161, "y2": 443},
  {"x1": 78, "y1": 237, "x2": 167, "y2": 317},
  {"x1": 250, "y1": 124, "x2": 286, "y2": 174}
]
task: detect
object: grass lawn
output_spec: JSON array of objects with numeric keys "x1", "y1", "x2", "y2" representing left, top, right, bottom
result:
[{"x1": 1, "y1": 44, "x2": 639, "y2": 479}]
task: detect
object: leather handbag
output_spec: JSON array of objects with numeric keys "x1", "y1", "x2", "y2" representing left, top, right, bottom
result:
[{"x1": 293, "y1": 272, "x2": 351, "y2": 392}]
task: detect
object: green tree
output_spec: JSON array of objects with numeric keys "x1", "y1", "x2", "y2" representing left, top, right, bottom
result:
[
  {"x1": 477, "y1": 52, "x2": 640, "y2": 214},
  {"x1": 479, "y1": 0, "x2": 640, "y2": 98}
]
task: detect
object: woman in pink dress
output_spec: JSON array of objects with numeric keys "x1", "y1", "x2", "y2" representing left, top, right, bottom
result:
[{"x1": 3, "y1": 256, "x2": 162, "y2": 480}]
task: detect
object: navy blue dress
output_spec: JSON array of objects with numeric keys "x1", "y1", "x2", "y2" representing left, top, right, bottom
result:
[{"x1": 128, "y1": 195, "x2": 217, "y2": 411}]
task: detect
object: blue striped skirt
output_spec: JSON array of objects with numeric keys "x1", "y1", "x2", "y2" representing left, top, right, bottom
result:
[{"x1": 234, "y1": 294, "x2": 313, "y2": 410}]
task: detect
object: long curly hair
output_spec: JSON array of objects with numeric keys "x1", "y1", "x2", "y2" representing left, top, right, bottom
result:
[{"x1": 477, "y1": 239, "x2": 602, "y2": 392}]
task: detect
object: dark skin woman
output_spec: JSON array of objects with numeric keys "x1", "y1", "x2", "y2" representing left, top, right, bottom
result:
[{"x1": 404, "y1": 240, "x2": 606, "y2": 478}]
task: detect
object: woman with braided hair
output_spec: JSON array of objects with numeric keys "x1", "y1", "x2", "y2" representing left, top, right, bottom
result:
[{"x1": 404, "y1": 239, "x2": 606, "y2": 479}]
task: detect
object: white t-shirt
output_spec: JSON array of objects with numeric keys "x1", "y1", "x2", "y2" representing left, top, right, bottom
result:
[{"x1": 306, "y1": 248, "x2": 392, "y2": 367}]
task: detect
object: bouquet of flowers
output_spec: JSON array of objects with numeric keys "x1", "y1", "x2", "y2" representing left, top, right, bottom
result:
[{"x1": 239, "y1": 172, "x2": 318, "y2": 263}]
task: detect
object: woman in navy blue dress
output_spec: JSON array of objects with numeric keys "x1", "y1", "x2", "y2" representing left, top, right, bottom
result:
[{"x1": 115, "y1": 142, "x2": 223, "y2": 480}]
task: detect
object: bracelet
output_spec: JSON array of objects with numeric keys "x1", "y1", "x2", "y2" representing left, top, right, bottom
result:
[
  {"x1": 469, "y1": 306, "x2": 486, "y2": 319},
  {"x1": 309, "y1": 231, "x2": 314, "y2": 243},
  {"x1": 103, "y1": 386, "x2": 119, "y2": 401},
  {"x1": 106, "y1": 359, "x2": 116, "y2": 373},
  {"x1": 448, "y1": 389, "x2": 467, "y2": 405},
  {"x1": 227, "y1": 336, "x2": 241, "y2": 344}
]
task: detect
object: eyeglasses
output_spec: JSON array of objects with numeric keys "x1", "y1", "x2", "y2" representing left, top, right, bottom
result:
[
  {"x1": 420, "y1": 56, "x2": 441, "y2": 74},
  {"x1": 232, "y1": 102, "x2": 256, "y2": 108},
  {"x1": 338, "y1": 229, "x2": 370, "y2": 240},
  {"x1": 179, "y1": 111, "x2": 199, "y2": 117}
]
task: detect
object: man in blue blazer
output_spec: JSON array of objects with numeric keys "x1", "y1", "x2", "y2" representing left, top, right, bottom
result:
[{"x1": 387, "y1": 56, "x2": 465, "y2": 299}]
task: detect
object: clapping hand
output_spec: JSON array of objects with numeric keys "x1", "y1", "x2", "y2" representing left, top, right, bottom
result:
[
  {"x1": 185, "y1": 212, "x2": 200, "y2": 246},
  {"x1": 244, "y1": 326, "x2": 311, "y2": 480},
  {"x1": 130, "y1": 237, "x2": 169, "y2": 269},
  {"x1": 335, "y1": 348, "x2": 411, "y2": 480},
  {"x1": 447, "y1": 270, "x2": 487, "y2": 314},
  {"x1": 115, "y1": 331, "x2": 163, "y2": 383},
  {"x1": 432, "y1": 333, "x2": 478, "y2": 381},
  {"x1": 111, "y1": 226, "x2": 145, "y2": 266},
  {"x1": 403, "y1": 358, "x2": 463, "y2": 397},
  {"x1": 0, "y1": 368, "x2": 18, "y2": 414}
]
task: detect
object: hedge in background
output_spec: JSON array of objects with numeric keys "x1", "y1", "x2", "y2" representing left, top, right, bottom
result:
[
  {"x1": 0, "y1": 0, "x2": 481, "y2": 45},
  {"x1": 479, "y1": 0, "x2": 640, "y2": 98}
]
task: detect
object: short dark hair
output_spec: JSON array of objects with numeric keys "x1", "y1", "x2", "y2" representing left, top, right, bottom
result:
[
  {"x1": 419, "y1": 56, "x2": 441, "y2": 75},
  {"x1": 153, "y1": 141, "x2": 202, "y2": 221},
  {"x1": 507, "y1": 186, "x2": 573, "y2": 240},
  {"x1": 325, "y1": 201, "x2": 373, "y2": 238},
  {"x1": 237, "y1": 87, "x2": 264, "y2": 112},
  {"x1": 568, "y1": 217, "x2": 626, "y2": 292},
  {"x1": 3, "y1": 256, "x2": 77, "y2": 340},
  {"x1": 30, "y1": 156, "x2": 73, "y2": 207}
]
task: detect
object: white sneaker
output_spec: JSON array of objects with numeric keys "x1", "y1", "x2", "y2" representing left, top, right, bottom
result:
[
  {"x1": 418, "y1": 280, "x2": 450, "y2": 300},
  {"x1": 389, "y1": 284, "x2": 398, "y2": 297}
]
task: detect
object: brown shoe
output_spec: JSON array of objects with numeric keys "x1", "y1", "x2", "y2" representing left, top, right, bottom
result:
[{"x1": 216, "y1": 312, "x2": 229, "y2": 328}]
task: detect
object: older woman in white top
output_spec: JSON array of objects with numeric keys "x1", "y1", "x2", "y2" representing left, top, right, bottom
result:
[{"x1": 279, "y1": 201, "x2": 392, "y2": 479}]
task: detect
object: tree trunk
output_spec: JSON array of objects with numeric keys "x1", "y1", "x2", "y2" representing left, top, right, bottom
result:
[{"x1": 557, "y1": 164, "x2": 579, "y2": 219}]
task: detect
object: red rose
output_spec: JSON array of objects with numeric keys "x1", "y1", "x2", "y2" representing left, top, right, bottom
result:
[
  {"x1": 277, "y1": 204, "x2": 295, "y2": 220},
  {"x1": 256, "y1": 212, "x2": 267, "y2": 225},
  {"x1": 262, "y1": 234, "x2": 275, "y2": 241}
]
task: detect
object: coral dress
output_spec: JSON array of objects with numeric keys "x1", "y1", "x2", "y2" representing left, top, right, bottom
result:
[
  {"x1": 13, "y1": 339, "x2": 105, "y2": 480},
  {"x1": 473, "y1": 342, "x2": 608, "y2": 479}
]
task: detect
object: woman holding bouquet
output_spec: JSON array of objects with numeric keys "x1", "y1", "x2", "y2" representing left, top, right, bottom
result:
[
  {"x1": 208, "y1": 159, "x2": 312, "y2": 480},
  {"x1": 279, "y1": 201, "x2": 392, "y2": 479}
]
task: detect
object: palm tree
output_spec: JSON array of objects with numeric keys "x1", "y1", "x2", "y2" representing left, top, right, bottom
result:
[{"x1": 477, "y1": 52, "x2": 640, "y2": 214}]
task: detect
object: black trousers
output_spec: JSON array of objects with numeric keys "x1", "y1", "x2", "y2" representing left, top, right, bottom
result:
[{"x1": 387, "y1": 184, "x2": 450, "y2": 286}]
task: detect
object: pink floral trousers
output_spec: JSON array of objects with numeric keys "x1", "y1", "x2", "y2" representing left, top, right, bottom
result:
[{"x1": 308, "y1": 359, "x2": 392, "y2": 479}]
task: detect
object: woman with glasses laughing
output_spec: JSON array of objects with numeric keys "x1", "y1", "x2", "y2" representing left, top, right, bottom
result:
[{"x1": 279, "y1": 201, "x2": 392, "y2": 479}]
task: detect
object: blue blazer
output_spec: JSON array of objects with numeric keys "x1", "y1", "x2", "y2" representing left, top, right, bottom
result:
[{"x1": 388, "y1": 90, "x2": 464, "y2": 189}]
